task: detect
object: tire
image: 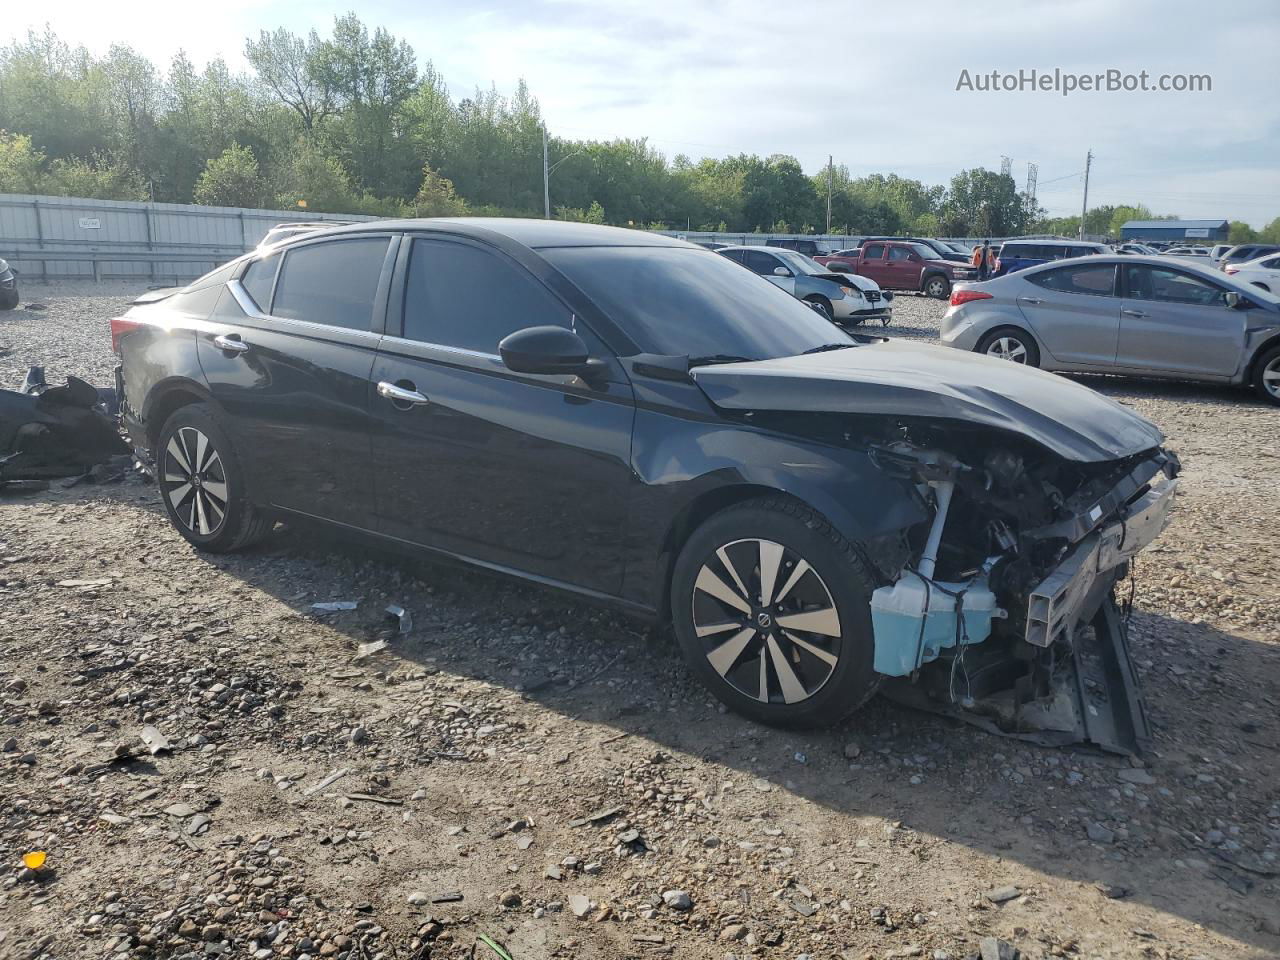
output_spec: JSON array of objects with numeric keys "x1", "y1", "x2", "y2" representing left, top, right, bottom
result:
[
  {"x1": 1252, "y1": 344, "x2": 1280, "y2": 406},
  {"x1": 976, "y1": 326, "x2": 1041, "y2": 367},
  {"x1": 803, "y1": 295, "x2": 834, "y2": 320},
  {"x1": 155, "y1": 403, "x2": 273, "y2": 552},
  {"x1": 670, "y1": 497, "x2": 881, "y2": 728},
  {"x1": 0, "y1": 291, "x2": 17, "y2": 311},
  {"x1": 923, "y1": 274, "x2": 951, "y2": 300}
]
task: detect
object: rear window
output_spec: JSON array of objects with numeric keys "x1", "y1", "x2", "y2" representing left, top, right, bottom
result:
[
  {"x1": 1029, "y1": 263, "x2": 1116, "y2": 296},
  {"x1": 272, "y1": 238, "x2": 389, "y2": 330}
]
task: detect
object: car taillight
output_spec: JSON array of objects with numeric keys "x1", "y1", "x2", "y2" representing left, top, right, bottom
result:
[
  {"x1": 950, "y1": 290, "x2": 993, "y2": 307},
  {"x1": 110, "y1": 316, "x2": 143, "y2": 354}
]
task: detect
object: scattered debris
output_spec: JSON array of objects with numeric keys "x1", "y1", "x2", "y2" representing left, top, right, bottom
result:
[
  {"x1": 385, "y1": 603, "x2": 413, "y2": 633},
  {"x1": 0, "y1": 366, "x2": 126, "y2": 481},
  {"x1": 301, "y1": 768, "x2": 350, "y2": 797},
  {"x1": 568, "y1": 805, "x2": 622, "y2": 828},
  {"x1": 311, "y1": 600, "x2": 359, "y2": 612},
  {"x1": 138, "y1": 725, "x2": 171, "y2": 755}
]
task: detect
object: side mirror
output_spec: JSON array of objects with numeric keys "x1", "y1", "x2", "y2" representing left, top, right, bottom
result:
[
  {"x1": 772, "y1": 266, "x2": 791, "y2": 277},
  {"x1": 1224, "y1": 291, "x2": 1248, "y2": 309},
  {"x1": 499, "y1": 326, "x2": 598, "y2": 377}
]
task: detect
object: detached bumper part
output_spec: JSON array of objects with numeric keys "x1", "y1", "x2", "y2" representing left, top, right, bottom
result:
[{"x1": 0, "y1": 367, "x2": 127, "y2": 482}]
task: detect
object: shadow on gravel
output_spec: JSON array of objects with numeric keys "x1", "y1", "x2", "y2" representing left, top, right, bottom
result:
[{"x1": 10, "y1": 484, "x2": 1278, "y2": 950}]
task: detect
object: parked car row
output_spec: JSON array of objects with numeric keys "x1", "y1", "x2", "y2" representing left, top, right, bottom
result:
[
  {"x1": 715, "y1": 246, "x2": 893, "y2": 324},
  {"x1": 109, "y1": 218, "x2": 1183, "y2": 748}
]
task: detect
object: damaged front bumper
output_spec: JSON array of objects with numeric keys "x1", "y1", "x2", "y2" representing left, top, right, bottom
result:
[
  {"x1": 871, "y1": 447, "x2": 1178, "y2": 755},
  {"x1": 0, "y1": 367, "x2": 128, "y2": 483}
]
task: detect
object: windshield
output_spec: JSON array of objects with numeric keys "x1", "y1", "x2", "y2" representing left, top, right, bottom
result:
[
  {"x1": 771, "y1": 248, "x2": 827, "y2": 276},
  {"x1": 542, "y1": 246, "x2": 853, "y2": 360},
  {"x1": 910, "y1": 243, "x2": 942, "y2": 260}
]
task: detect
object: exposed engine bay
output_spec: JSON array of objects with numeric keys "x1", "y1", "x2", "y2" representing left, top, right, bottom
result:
[{"x1": 860, "y1": 422, "x2": 1179, "y2": 755}]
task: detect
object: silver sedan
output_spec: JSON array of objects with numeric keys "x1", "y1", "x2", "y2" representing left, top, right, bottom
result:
[{"x1": 940, "y1": 255, "x2": 1280, "y2": 405}]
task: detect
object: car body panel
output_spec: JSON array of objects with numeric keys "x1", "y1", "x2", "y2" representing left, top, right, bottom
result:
[
  {"x1": 994, "y1": 240, "x2": 1108, "y2": 276},
  {"x1": 690, "y1": 339, "x2": 1165, "y2": 462}
]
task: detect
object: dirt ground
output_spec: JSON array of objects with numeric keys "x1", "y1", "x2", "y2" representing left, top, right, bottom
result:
[{"x1": 1, "y1": 281, "x2": 1278, "y2": 960}]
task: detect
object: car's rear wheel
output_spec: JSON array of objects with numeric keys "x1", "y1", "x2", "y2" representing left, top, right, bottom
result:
[
  {"x1": 976, "y1": 326, "x2": 1041, "y2": 367},
  {"x1": 670, "y1": 498, "x2": 880, "y2": 728},
  {"x1": 923, "y1": 274, "x2": 951, "y2": 299},
  {"x1": 156, "y1": 403, "x2": 273, "y2": 552},
  {"x1": 803, "y1": 295, "x2": 834, "y2": 320},
  {"x1": 1252, "y1": 344, "x2": 1280, "y2": 406}
]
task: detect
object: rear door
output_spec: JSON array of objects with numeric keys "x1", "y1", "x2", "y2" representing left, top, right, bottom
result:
[
  {"x1": 743, "y1": 249, "x2": 796, "y2": 295},
  {"x1": 368, "y1": 235, "x2": 636, "y2": 593},
  {"x1": 200, "y1": 234, "x2": 395, "y2": 528},
  {"x1": 1116, "y1": 264, "x2": 1245, "y2": 376},
  {"x1": 1016, "y1": 262, "x2": 1121, "y2": 367}
]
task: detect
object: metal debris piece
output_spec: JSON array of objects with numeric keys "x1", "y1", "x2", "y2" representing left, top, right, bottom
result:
[
  {"x1": 385, "y1": 603, "x2": 413, "y2": 633},
  {"x1": 139, "y1": 726, "x2": 171, "y2": 755},
  {"x1": 352, "y1": 640, "x2": 388, "y2": 662},
  {"x1": 312, "y1": 600, "x2": 359, "y2": 612},
  {"x1": 342, "y1": 793, "x2": 404, "y2": 806},
  {"x1": 568, "y1": 806, "x2": 622, "y2": 828},
  {"x1": 302, "y1": 768, "x2": 350, "y2": 798},
  {"x1": 430, "y1": 891, "x2": 463, "y2": 904}
]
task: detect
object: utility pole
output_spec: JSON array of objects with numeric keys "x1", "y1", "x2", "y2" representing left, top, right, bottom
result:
[
  {"x1": 825, "y1": 155, "x2": 833, "y2": 234},
  {"x1": 542, "y1": 125, "x2": 551, "y2": 219},
  {"x1": 1079, "y1": 148, "x2": 1093, "y2": 239}
]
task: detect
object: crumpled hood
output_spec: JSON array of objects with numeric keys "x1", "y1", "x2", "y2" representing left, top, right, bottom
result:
[
  {"x1": 824, "y1": 272, "x2": 880, "y2": 293},
  {"x1": 690, "y1": 339, "x2": 1165, "y2": 462}
]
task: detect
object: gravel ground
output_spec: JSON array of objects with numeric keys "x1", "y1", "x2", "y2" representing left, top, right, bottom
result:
[{"x1": 1, "y1": 281, "x2": 1278, "y2": 960}]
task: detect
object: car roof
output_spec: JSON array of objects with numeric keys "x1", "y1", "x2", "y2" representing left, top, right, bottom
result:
[{"x1": 309, "y1": 217, "x2": 698, "y2": 250}]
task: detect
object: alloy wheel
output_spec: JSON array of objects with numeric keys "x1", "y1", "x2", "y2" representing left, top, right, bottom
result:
[
  {"x1": 162, "y1": 426, "x2": 229, "y2": 536},
  {"x1": 1264, "y1": 355, "x2": 1280, "y2": 401},
  {"x1": 691, "y1": 538, "x2": 842, "y2": 705},
  {"x1": 986, "y1": 336, "x2": 1028, "y2": 363},
  {"x1": 926, "y1": 278, "x2": 947, "y2": 298}
]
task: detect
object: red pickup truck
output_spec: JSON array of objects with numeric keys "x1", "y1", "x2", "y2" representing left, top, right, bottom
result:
[{"x1": 815, "y1": 241, "x2": 976, "y2": 299}]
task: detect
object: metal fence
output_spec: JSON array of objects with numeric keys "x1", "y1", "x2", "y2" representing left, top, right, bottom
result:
[{"x1": 0, "y1": 193, "x2": 376, "y2": 282}]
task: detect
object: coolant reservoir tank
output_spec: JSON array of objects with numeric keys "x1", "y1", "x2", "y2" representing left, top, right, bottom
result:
[{"x1": 870, "y1": 575, "x2": 1000, "y2": 677}]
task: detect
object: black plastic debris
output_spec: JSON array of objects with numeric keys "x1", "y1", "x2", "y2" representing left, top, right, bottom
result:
[{"x1": 0, "y1": 367, "x2": 128, "y2": 483}]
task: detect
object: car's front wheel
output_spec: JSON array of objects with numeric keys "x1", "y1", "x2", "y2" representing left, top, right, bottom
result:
[
  {"x1": 803, "y1": 295, "x2": 834, "y2": 320},
  {"x1": 976, "y1": 326, "x2": 1041, "y2": 367},
  {"x1": 670, "y1": 498, "x2": 880, "y2": 728},
  {"x1": 156, "y1": 403, "x2": 273, "y2": 552}
]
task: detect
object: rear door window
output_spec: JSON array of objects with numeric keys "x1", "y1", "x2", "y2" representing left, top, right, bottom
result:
[
  {"x1": 888, "y1": 246, "x2": 912, "y2": 262},
  {"x1": 862, "y1": 243, "x2": 886, "y2": 260},
  {"x1": 402, "y1": 238, "x2": 571, "y2": 353},
  {"x1": 273, "y1": 238, "x2": 389, "y2": 330},
  {"x1": 1029, "y1": 263, "x2": 1117, "y2": 296}
]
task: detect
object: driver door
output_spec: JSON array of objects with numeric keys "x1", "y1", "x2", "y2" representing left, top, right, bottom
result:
[
  {"x1": 1116, "y1": 264, "x2": 1246, "y2": 377},
  {"x1": 743, "y1": 249, "x2": 796, "y2": 295},
  {"x1": 369, "y1": 234, "x2": 636, "y2": 594}
]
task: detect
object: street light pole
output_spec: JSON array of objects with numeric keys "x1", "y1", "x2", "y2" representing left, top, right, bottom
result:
[
  {"x1": 1078, "y1": 148, "x2": 1092, "y2": 239},
  {"x1": 825, "y1": 154, "x2": 833, "y2": 234},
  {"x1": 543, "y1": 124, "x2": 551, "y2": 219}
]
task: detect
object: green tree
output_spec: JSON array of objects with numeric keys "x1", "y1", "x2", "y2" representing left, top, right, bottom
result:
[
  {"x1": 942, "y1": 168, "x2": 1029, "y2": 237},
  {"x1": 244, "y1": 27, "x2": 333, "y2": 132},
  {"x1": 411, "y1": 164, "x2": 466, "y2": 216},
  {"x1": 1259, "y1": 217, "x2": 1280, "y2": 244},
  {"x1": 193, "y1": 143, "x2": 264, "y2": 207},
  {"x1": 272, "y1": 140, "x2": 354, "y2": 211},
  {"x1": 1228, "y1": 220, "x2": 1259, "y2": 244},
  {"x1": 0, "y1": 131, "x2": 45, "y2": 192}
]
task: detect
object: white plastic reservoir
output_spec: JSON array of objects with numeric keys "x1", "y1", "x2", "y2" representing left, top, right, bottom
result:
[{"x1": 870, "y1": 575, "x2": 1000, "y2": 677}]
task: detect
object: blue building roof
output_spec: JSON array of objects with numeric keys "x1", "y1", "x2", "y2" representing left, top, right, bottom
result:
[{"x1": 1121, "y1": 219, "x2": 1228, "y2": 230}]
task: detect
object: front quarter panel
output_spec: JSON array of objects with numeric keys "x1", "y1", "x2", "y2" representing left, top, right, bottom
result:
[{"x1": 623, "y1": 400, "x2": 928, "y2": 608}]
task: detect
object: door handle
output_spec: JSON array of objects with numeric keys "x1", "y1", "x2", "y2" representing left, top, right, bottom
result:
[
  {"x1": 1019, "y1": 297, "x2": 1044, "y2": 305},
  {"x1": 1121, "y1": 308, "x2": 1149, "y2": 318},
  {"x1": 377, "y1": 380, "x2": 430, "y2": 407},
  {"x1": 213, "y1": 334, "x2": 249, "y2": 353}
]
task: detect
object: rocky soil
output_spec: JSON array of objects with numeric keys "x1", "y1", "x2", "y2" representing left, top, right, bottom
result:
[{"x1": 1, "y1": 281, "x2": 1278, "y2": 960}]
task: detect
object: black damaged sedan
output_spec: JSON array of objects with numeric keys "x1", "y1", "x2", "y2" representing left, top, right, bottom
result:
[{"x1": 113, "y1": 220, "x2": 1178, "y2": 750}]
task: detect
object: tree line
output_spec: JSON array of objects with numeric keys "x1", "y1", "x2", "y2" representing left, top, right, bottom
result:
[{"x1": 2, "y1": 18, "x2": 1276, "y2": 243}]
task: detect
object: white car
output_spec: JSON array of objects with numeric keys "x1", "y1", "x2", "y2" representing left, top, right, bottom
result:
[
  {"x1": 1224, "y1": 251, "x2": 1280, "y2": 295},
  {"x1": 1209, "y1": 243, "x2": 1233, "y2": 268},
  {"x1": 1163, "y1": 246, "x2": 1212, "y2": 262}
]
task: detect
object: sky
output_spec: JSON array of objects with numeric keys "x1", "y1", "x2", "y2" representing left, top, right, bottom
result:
[{"x1": 5, "y1": 0, "x2": 1279, "y2": 226}]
